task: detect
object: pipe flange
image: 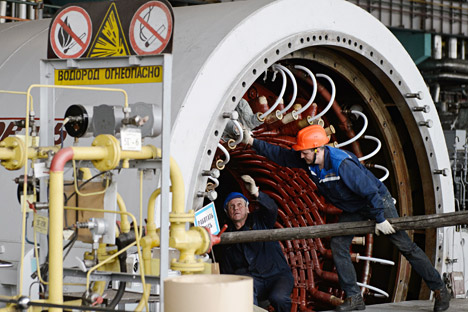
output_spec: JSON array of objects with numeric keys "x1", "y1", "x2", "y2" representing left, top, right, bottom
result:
[
  {"x1": 191, "y1": 226, "x2": 211, "y2": 255},
  {"x1": 170, "y1": 259, "x2": 204, "y2": 273},
  {"x1": 0, "y1": 137, "x2": 26, "y2": 170},
  {"x1": 169, "y1": 211, "x2": 195, "y2": 223},
  {"x1": 91, "y1": 135, "x2": 121, "y2": 171}
]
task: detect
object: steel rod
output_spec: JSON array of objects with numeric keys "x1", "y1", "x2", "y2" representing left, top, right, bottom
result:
[{"x1": 219, "y1": 210, "x2": 468, "y2": 244}]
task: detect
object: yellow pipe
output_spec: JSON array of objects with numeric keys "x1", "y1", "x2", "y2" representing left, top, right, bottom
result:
[
  {"x1": 26, "y1": 84, "x2": 129, "y2": 109},
  {"x1": 47, "y1": 138, "x2": 158, "y2": 309},
  {"x1": 70, "y1": 146, "x2": 108, "y2": 160},
  {"x1": 135, "y1": 233, "x2": 159, "y2": 311},
  {"x1": 0, "y1": 148, "x2": 15, "y2": 159},
  {"x1": 48, "y1": 171, "x2": 64, "y2": 312},
  {"x1": 92, "y1": 244, "x2": 111, "y2": 295},
  {"x1": 79, "y1": 167, "x2": 93, "y2": 180},
  {"x1": 63, "y1": 206, "x2": 148, "y2": 299},
  {"x1": 117, "y1": 193, "x2": 131, "y2": 234},
  {"x1": 147, "y1": 188, "x2": 161, "y2": 235},
  {"x1": 169, "y1": 157, "x2": 185, "y2": 216},
  {"x1": 121, "y1": 145, "x2": 159, "y2": 160}
]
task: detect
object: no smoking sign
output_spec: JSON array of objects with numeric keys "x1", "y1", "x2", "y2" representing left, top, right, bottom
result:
[
  {"x1": 129, "y1": 1, "x2": 173, "y2": 55},
  {"x1": 50, "y1": 6, "x2": 92, "y2": 59}
]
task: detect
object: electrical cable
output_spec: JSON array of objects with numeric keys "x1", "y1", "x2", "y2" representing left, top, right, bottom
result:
[
  {"x1": 0, "y1": 296, "x2": 130, "y2": 312},
  {"x1": 64, "y1": 170, "x2": 109, "y2": 204}
]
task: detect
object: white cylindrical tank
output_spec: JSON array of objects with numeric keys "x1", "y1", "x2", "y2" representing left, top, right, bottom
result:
[{"x1": 165, "y1": 275, "x2": 253, "y2": 312}]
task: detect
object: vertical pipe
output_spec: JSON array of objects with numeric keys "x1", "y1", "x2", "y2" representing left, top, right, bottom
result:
[
  {"x1": 28, "y1": 1, "x2": 34, "y2": 20},
  {"x1": 434, "y1": 35, "x2": 443, "y2": 60},
  {"x1": 19, "y1": 0, "x2": 26, "y2": 19},
  {"x1": 48, "y1": 171, "x2": 65, "y2": 311},
  {"x1": 461, "y1": 40, "x2": 466, "y2": 60},
  {"x1": 0, "y1": 1, "x2": 6, "y2": 23},
  {"x1": 449, "y1": 37, "x2": 457, "y2": 59},
  {"x1": 48, "y1": 147, "x2": 74, "y2": 311}
]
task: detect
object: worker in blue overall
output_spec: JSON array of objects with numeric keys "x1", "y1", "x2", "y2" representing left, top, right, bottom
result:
[
  {"x1": 242, "y1": 125, "x2": 450, "y2": 312},
  {"x1": 219, "y1": 175, "x2": 294, "y2": 312}
]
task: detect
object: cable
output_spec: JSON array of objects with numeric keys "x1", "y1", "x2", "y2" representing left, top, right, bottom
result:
[
  {"x1": 25, "y1": 213, "x2": 34, "y2": 245},
  {"x1": 259, "y1": 67, "x2": 287, "y2": 120},
  {"x1": 0, "y1": 296, "x2": 130, "y2": 312},
  {"x1": 65, "y1": 170, "x2": 109, "y2": 204},
  {"x1": 72, "y1": 160, "x2": 110, "y2": 197},
  {"x1": 336, "y1": 110, "x2": 368, "y2": 148}
]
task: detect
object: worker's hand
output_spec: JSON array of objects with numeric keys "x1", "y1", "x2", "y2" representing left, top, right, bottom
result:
[
  {"x1": 241, "y1": 175, "x2": 259, "y2": 197},
  {"x1": 242, "y1": 127, "x2": 254, "y2": 145},
  {"x1": 375, "y1": 220, "x2": 396, "y2": 236}
]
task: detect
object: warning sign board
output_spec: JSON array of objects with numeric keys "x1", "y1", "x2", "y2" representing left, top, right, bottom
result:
[
  {"x1": 50, "y1": 6, "x2": 92, "y2": 59},
  {"x1": 47, "y1": 0, "x2": 174, "y2": 59},
  {"x1": 87, "y1": 2, "x2": 130, "y2": 57},
  {"x1": 194, "y1": 202, "x2": 220, "y2": 235},
  {"x1": 54, "y1": 65, "x2": 163, "y2": 85},
  {"x1": 129, "y1": 1, "x2": 173, "y2": 55}
]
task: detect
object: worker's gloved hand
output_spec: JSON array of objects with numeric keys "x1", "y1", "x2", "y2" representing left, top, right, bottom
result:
[
  {"x1": 242, "y1": 127, "x2": 254, "y2": 145},
  {"x1": 375, "y1": 220, "x2": 396, "y2": 236},
  {"x1": 241, "y1": 175, "x2": 259, "y2": 197}
]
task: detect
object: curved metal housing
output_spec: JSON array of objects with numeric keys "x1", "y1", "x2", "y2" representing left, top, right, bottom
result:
[{"x1": 0, "y1": 0, "x2": 462, "y2": 308}]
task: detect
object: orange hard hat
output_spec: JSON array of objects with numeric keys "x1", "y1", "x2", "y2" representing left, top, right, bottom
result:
[{"x1": 292, "y1": 125, "x2": 330, "y2": 151}]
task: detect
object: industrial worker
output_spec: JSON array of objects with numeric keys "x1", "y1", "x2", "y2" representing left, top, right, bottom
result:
[
  {"x1": 242, "y1": 125, "x2": 450, "y2": 312},
  {"x1": 219, "y1": 175, "x2": 294, "y2": 312}
]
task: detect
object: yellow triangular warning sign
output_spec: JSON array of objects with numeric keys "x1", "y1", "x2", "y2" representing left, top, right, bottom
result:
[{"x1": 87, "y1": 2, "x2": 130, "y2": 57}]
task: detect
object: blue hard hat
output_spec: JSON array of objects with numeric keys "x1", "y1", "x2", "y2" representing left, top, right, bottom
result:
[{"x1": 223, "y1": 192, "x2": 249, "y2": 211}]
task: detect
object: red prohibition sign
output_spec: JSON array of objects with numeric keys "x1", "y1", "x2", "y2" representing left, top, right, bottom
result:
[
  {"x1": 50, "y1": 6, "x2": 92, "y2": 59},
  {"x1": 129, "y1": 1, "x2": 173, "y2": 55}
]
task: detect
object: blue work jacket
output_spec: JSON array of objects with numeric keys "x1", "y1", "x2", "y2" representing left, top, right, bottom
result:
[
  {"x1": 219, "y1": 192, "x2": 291, "y2": 278},
  {"x1": 252, "y1": 139, "x2": 389, "y2": 223}
]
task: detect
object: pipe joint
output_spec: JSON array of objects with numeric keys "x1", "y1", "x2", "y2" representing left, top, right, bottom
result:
[
  {"x1": 169, "y1": 211, "x2": 195, "y2": 223},
  {"x1": 0, "y1": 137, "x2": 26, "y2": 170},
  {"x1": 90, "y1": 135, "x2": 121, "y2": 171}
]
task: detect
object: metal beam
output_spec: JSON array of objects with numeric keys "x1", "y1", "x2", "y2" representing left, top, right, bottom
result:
[{"x1": 219, "y1": 211, "x2": 468, "y2": 244}]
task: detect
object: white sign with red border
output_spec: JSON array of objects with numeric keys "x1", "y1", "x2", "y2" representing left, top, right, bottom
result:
[
  {"x1": 50, "y1": 6, "x2": 92, "y2": 59},
  {"x1": 129, "y1": 1, "x2": 173, "y2": 55}
]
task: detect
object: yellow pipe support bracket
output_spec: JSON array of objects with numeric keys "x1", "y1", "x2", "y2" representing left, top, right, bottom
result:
[{"x1": 0, "y1": 137, "x2": 26, "y2": 170}]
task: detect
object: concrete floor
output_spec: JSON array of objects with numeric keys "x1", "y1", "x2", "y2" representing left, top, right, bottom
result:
[{"x1": 324, "y1": 298, "x2": 468, "y2": 312}]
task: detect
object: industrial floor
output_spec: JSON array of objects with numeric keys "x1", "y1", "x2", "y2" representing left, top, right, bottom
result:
[{"x1": 324, "y1": 298, "x2": 468, "y2": 311}]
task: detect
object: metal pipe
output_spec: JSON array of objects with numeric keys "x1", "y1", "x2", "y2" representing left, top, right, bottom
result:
[
  {"x1": 259, "y1": 66, "x2": 287, "y2": 120},
  {"x1": 276, "y1": 64, "x2": 297, "y2": 115},
  {"x1": 356, "y1": 255, "x2": 394, "y2": 266},
  {"x1": 358, "y1": 135, "x2": 382, "y2": 161},
  {"x1": 336, "y1": 110, "x2": 368, "y2": 148},
  {"x1": 228, "y1": 119, "x2": 243, "y2": 148},
  {"x1": 356, "y1": 282, "x2": 389, "y2": 298},
  {"x1": 47, "y1": 137, "x2": 165, "y2": 310},
  {"x1": 293, "y1": 65, "x2": 317, "y2": 117},
  {"x1": 310, "y1": 74, "x2": 335, "y2": 121},
  {"x1": 116, "y1": 193, "x2": 131, "y2": 234},
  {"x1": 216, "y1": 143, "x2": 230, "y2": 169},
  {"x1": 0, "y1": 1, "x2": 6, "y2": 23},
  {"x1": 219, "y1": 210, "x2": 468, "y2": 244},
  {"x1": 374, "y1": 164, "x2": 389, "y2": 182}
]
